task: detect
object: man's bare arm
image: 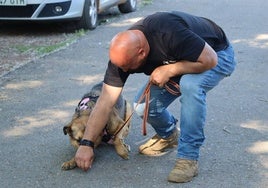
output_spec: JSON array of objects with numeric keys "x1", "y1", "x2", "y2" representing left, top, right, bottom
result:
[
  {"x1": 150, "y1": 43, "x2": 218, "y2": 86},
  {"x1": 82, "y1": 83, "x2": 123, "y2": 141},
  {"x1": 75, "y1": 83, "x2": 122, "y2": 171}
]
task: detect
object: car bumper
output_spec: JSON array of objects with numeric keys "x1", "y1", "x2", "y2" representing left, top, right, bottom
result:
[{"x1": 0, "y1": 0, "x2": 85, "y2": 21}]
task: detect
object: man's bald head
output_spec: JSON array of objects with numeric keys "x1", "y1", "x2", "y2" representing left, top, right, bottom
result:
[{"x1": 109, "y1": 30, "x2": 149, "y2": 72}]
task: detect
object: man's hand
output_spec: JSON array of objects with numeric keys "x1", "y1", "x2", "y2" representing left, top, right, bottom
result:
[
  {"x1": 75, "y1": 146, "x2": 94, "y2": 171},
  {"x1": 150, "y1": 65, "x2": 172, "y2": 87}
]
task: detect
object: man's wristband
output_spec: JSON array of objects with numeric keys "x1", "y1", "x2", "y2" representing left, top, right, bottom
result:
[{"x1": 79, "y1": 139, "x2": 95, "y2": 148}]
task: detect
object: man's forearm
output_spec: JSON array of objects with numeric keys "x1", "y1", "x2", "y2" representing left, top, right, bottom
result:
[
  {"x1": 167, "y1": 43, "x2": 218, "y2": 77},
  {"x1": 167, "y1": 60, "x2": 212, "y2": 77},
  {"x1": 82, "y1": 83, "x2": 122, "y2": 142},
  {"x1": 82, "y1": 102, "x2": 111, "y2": 142}
]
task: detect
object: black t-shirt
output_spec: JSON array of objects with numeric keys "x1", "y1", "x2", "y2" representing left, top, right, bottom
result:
[{"x1": 104, "y1": 11, "x2": 229, "y2": 87}]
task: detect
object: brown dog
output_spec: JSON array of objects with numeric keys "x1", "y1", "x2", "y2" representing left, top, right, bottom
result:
[{"x1": 62, "y1": 82, "x2": 132, "y2": 170}]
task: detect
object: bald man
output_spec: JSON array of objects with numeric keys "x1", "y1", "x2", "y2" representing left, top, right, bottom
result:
[{"x1": 75, "y1": 11, "x2": 236, "y2": 183}]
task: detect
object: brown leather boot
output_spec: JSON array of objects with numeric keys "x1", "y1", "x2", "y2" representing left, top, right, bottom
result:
[
  {"x1": 168, "y1": 159, "x2": 198, "y2": 183},
  {"x1": 139, "y1": 129, "x2": 179, "y2": 156}
]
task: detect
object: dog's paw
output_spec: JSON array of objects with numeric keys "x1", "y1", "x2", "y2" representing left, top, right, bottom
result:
[
  {"x1": 61, "y1": 158, "x2": 77, "y2": 170},
  {"x1": 114, "y1": 139, "x2": 131, "y2": 160}
]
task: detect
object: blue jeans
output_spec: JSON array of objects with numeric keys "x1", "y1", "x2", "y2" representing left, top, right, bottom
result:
[{"x1": 134, "y1": 45, "x2": 236, "y2": 160}]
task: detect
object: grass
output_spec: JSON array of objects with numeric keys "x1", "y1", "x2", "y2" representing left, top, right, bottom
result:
[
  {"x1": 141, "y1": 0, "x2": 153, "y2": 6},
  {"x1": 14, "y1": 29, "x2": 86, "y2": 56},
  {"x1": 13, "y1": 0, "x2": 153, "y2": 57}
]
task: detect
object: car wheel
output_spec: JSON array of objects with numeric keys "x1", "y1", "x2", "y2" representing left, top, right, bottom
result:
[
  {"x1": 118, "y1": 0, "x2": 137, "y2": 13},
  {"x1": 77, "y1": 0, "x2": 98, "y2": 30}
]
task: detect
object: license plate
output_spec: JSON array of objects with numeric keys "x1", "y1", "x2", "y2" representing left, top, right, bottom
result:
[{"x1": 0, "y1": 0, "x2": 27, "y2": 6}]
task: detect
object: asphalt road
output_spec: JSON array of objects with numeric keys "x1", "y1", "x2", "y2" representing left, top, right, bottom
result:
[{"x1": 0, "y1": 0, "x2": 267, "y2": 187}]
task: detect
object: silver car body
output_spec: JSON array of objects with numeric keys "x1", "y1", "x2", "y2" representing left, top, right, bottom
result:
[{"x1": 0, "y1": 0, "x2": 127, "y2": 20}]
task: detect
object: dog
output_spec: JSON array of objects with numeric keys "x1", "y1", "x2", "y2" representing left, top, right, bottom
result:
[{"x1": 62, "y1": 82, "x2": 132, "y2": 170}]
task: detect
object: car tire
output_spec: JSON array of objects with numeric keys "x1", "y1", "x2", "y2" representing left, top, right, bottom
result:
[
  {"x1": 118, "y1": 0, "x2": 137, "y2": 13},
  {"x1": 77, "y1": 0, "x2": 98, "y2": 30}
]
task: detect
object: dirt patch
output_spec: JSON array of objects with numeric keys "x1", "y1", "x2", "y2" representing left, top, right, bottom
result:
[
  {"x1": 0, "y1": 9, "x2": 123, "y2": 78},
  {"x1": 0, "y1": 22, "x2": 86, "y2": 78}
]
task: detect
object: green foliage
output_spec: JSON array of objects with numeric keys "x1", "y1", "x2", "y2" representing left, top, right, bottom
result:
[
  {"x1": 141, "y1": 0, "x2": 153, "y2": 6},
  {"x1": 14, "y1": 29, "x2": 86, "y2": 56}
]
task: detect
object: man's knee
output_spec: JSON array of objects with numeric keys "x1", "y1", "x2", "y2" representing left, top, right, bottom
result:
[
  {"x1": 180, "y1": 75, "x2": 201, "y2": 94},
  {"x1": 133, "y1": 102, "x2": 146, "y2": 117},
  {"x1": 133, "y1": 101, "x2": 163, "y2": 118}
]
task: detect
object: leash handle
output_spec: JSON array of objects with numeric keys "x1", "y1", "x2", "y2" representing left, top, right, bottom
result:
[{"x1": 164, "y1": 79, "x2": 181, "y2": 96}]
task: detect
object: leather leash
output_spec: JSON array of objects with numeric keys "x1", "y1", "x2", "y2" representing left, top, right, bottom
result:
[{"x1": 112, "y1": 79, "x2": 181, "y2": 138}]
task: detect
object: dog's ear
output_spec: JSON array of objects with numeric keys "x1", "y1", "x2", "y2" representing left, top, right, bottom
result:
[{"x1": 63, "y1": 126, "x2": 70, "y2": 135}]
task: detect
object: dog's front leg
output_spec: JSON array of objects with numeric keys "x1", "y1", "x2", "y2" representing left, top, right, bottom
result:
[
  {"x1": 61, "y1": 157, "x2": 77, "y2": 170},
  {"x1": 113, "y1": 137, "x2": 130, "y2": 160}
]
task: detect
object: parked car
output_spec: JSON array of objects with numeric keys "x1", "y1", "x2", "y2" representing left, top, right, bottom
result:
[{"x1": 0, "y1": 0, "x2": 137, "y2": 29}]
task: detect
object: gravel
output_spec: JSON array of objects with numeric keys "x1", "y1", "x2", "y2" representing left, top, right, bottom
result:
[
  {"x1": 0, "y1": 8, "x2": 123, "y2": 78},
  {"x1": 0, "y1": 22, "x2": 83, "y2": 78}
]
